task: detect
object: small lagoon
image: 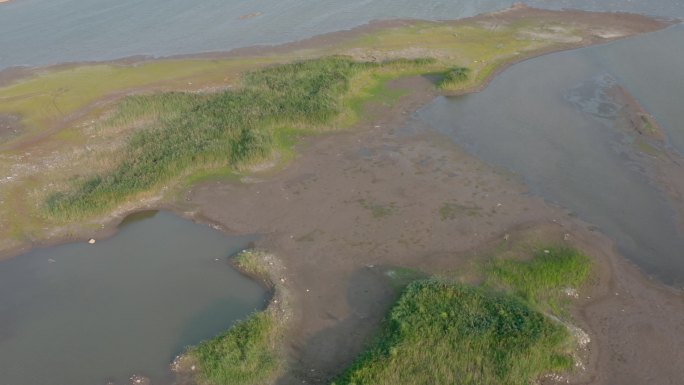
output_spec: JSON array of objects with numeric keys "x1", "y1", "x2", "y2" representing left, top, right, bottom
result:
[{"x1": 0, "y1": 210, "x2": 267, "y2": 385}]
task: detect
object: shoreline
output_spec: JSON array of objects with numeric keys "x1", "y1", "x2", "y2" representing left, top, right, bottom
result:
[
  {"x1": 0, "y1": 6, "x2": 682, "y2": 385},
  {"x1": 0, "y1": 6, "x2": 673, "y2": 262},
  {"x1": 0, "y1": 5, "x2": 677, "y2": 88}
]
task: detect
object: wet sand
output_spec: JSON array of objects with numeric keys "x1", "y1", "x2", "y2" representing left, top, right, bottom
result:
[{"x1": 182, "y1": 75, "x2": 684, "y2": 384}]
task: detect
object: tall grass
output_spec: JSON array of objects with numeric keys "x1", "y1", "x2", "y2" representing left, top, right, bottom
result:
[
  {"x1": 332, "y1": 246, "x2": 591, "y2": 385},
  {"x1": 45, "y1": 56, "x2": 435, "y2": 218},
  {"x1": 332, "y1": 281, "x2": 574, "y2": 385},
  {"x1": 189, "y1": 312, "x2": 280, "y2": 385}
]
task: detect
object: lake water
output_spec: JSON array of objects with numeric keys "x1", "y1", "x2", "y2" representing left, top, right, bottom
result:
[
  {"x1": 414, "y1": 24, "x2": 684, "y2": 285},
  {"x1": 1, "y1": 0, "x2": 682, "y2": 70},
  {"x1": 0, "y1": 211, "x2": 267, "y2": 385}
]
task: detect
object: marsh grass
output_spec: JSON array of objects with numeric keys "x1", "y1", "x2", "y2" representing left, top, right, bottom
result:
[
  {"x1": 45, "y1": 57, "x2": 435, "y2": 218},
  {"x1": 437, "y1": 67, "x2": 471, "y2": 90},
  {"x1": 332, "y1": 246, "x2": 591, "y2": 385},
  {"x1": 187, "y1": 249, "x2": 289, "y2": 385},
  {"x1": 486, "y1": 246, "x2": 591, "y2": 315},
  {"x1": 189, "y1": 312, "x2": 280, "y2": 385}
]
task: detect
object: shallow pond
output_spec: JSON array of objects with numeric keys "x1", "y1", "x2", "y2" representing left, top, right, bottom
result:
[
  {"x1": 414, "y1": 25, "x2": 684, "y2": 285},
  {"x1": 0, "y1": 210, "x2": 267, "y2": 385}
]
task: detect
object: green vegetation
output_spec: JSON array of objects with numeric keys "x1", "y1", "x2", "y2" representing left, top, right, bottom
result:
[
  {"x1": 437, "y1": 67, "x2": 471, "y2": 90},
  {"x1": 45, "y1": 57, "x2": 435, "y2": 218},
  {"x1": 186, "y1": 249, "x2": 290, "y2": 385},
  {"x1": 188, "y1": 312, "x2": 280, "y2": 385},
  {"x1": 439, "y1": 201, "x2": 482, "y2": 220},
  {"x1": 487, "y1": 246, "x2": 591, "y2": 315},
  {"x1": 332, "y1": 246, "x2": 591, "y2": 385},
  {"x1": 359, "y1": 198, "x2": 396, "y2": 218}
]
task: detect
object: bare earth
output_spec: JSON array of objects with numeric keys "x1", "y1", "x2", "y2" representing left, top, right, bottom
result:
[{"x1": 180, "y1": 74, "x2": 684, "y2": 385}]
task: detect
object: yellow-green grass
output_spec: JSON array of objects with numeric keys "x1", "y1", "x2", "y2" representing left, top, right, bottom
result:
[
  {"x1": 0, "y1": 15, "x2": 596, "y2": 248},
  {"x1": 332, "y1": 246, "x2": 591, "y2": 385}
]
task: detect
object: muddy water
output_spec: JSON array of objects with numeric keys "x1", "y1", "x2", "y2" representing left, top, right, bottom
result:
[
  {"x1": 415, "y1": 25, "x2": 684, "y2": 285},
  {"x1": 0, "y1": 211, "x2": 267, "y2": 385}
]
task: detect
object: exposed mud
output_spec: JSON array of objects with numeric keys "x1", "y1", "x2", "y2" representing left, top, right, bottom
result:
[{"x1": 182, "y1": 75, "x2": 684, "y2": 385}]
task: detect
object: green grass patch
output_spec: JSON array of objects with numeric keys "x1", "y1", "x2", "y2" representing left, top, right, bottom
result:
[
  {"x1": 44, "y1": 56, "x2": 435, "y2": 218},
  {"x1": 486, "y1": 246, "x2": 591, "y2": 314},
  {"x1": 333, "y1": 246, "x2": 591, "y2": 385},
  {"x1": 437, "y1": 67, "x2": 471, "y2": 90},
  {"x1": 188, "y1": 312, "x2": 280, "y2": 385}
]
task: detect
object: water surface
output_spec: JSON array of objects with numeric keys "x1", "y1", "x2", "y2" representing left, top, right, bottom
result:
[
  {"x1": 1, "y1": 0, "x2": 681, "y2": 70},
  {"x1": 415, "y1": 26, "x2": 684, "y2": 284},
  {"x1": 0, "y1": 211, "x2": 267, "y2": 385}
]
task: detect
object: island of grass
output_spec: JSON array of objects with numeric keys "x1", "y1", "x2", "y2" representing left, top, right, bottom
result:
[
  {"x1": 184, "y1": 246, "x2": 591, "y2": 385},
  {"x1": 0, "y1": 7, "x2": 667, "y2": 251}
]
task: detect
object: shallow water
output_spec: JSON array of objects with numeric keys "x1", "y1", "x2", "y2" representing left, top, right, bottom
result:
[
  {"x1": 0, "y1": 211, "x2": 267, "y2": 385},
  {"x1": 414, "y1": 25, "x2": 684, "y2": 285},
  {"x1": 0, "y1": 0, "x2": 682, "y2": 70}
]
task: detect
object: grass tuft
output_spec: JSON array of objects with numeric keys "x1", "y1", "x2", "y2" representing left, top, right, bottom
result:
[{"x1": 437, "y1": 67, "x2": 471, "y2": 90}]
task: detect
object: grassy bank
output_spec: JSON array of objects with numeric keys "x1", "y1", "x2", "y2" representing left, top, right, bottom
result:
[
  {"x1": 182, "y1": 250, "x2": 291, "y2": 385},
  {"x1": 0, "y1": 11, "x2": 627, "y2": 248},
  {"x1": 332, "y1": 246, "x2": 591, "y2": 385},
  {"x1": 45, "y1": 57, "x2": 437, "y2": 218}
]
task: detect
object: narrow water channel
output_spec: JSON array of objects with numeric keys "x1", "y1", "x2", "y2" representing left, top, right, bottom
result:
[
  {"x1": 0, "y1": 211, "x2": 267, "y2": 385},
  {"x1": 414, "y1": 26, "x2": 684, "y2": 285}
]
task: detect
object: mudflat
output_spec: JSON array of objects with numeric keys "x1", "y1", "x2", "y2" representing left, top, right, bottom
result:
[{"x1": 184, "y1": 74, "x2": 684, "y2": 384}]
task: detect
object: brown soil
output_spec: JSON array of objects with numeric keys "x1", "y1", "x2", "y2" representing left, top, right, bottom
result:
[{"x1": 179, "y1": 74, "x2": 684, "y2": 385}]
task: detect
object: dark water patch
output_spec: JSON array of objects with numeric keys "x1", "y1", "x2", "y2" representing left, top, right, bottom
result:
[
  {"x1": 414, "y1": 28, "x2": 684, "y2": 285},
  {"x1": 0, "y1": 210, "x2": 267, "y2": 385}
]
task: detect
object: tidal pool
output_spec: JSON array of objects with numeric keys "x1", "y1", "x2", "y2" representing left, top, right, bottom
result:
[{"x1": 0, "y1": 210, "x2": 267, "y2": 385}]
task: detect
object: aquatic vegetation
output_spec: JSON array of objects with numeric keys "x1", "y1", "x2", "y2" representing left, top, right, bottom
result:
[
  {"x1": 332, "y1": 246, "x2": 591, "y2": 385},
  {"x1": 45, "y1": 56, "x2": 435, "y2": 218}
]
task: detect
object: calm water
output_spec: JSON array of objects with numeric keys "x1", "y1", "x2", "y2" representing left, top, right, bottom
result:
[
  {"x1": 0, "y1": 211, "x2": 267, "y2": 385},
  {"x1": 1, "y1": 0, "x2": 682, "y2": 70},
  {"x1": 415, "y1": 24, "x2": 684, "y2": 284}
]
